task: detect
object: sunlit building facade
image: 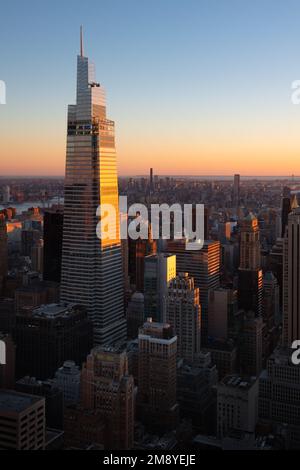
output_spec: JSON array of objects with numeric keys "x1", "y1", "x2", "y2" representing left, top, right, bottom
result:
[{"x1": 61, "y1": 30, "x2": 126, "y2": 345}]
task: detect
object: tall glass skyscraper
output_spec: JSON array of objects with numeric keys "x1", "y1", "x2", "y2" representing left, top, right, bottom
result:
[{"x1": 61, "y1": 29, "x2": 127, "y2": 345}]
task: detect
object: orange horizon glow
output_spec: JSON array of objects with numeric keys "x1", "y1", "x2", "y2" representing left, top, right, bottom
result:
[
  {"x1": 2, "y1": 129, "x2": 300, "y2": 177},
  {"x1": 2, "y1": 108, "x2": 300, "y2": 177}
]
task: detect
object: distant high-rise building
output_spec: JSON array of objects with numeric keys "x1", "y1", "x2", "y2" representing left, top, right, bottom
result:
[
  {"x1": 233, "y1": 174, "x2": 240, "y2": 207},
  {"x1": 81, "y1": 345, "x2": 135, "y2": 449},
  {"x1": 218, "y1": 222, "x2": 231, "y2": 244},
  {"x1": 283, "y1": 207, "x2": 300, "y2": 346},
  {"x1": 281, "y1": 187, "x2": 291, "y2": 237},
  {"x1": 164, "y1": 272, "x2": 201, "y2": 362},
  {"x1": 144, "y1": 253, "x2": 176, "y2": 322},
  {"x1": 263, "y1": 271, "x2": 280, "y2": 325},
  {"x1": 21, "y1": 228, "x2": 40, "y2": 257},
  {"x1": 127, "y1": 217, "x2": 157, "y2": 291},
  {"x1": 238, "y1": 213, "x2": 263, "y2": 317},
  {"x1": 43, "y1": 210, "x2": 63, "y2": 283},
  {"x1": 31, "y1": 238, "x2": 43, "y2": 273},
  {"x1": 135, "y1": 224, "x2": 157, "y2": 292},
  {"x1": 240, "y1": 312, "x2": 263, "y2": 378},
  {"x1": 0, "y1": 390, "x2": 45, "y2": 450},
  {"x1": 268, "y1": 237, "x2": 284, "y2": 307},
  {"x1": 239, "y1": 213, "x2": 261, "y2": 270},
  {"x1": 14, "y1": 303, "x2": 93, "y2": 380},
  {"x1": 60, "y1": 29, "x2": 126, "y2": 345},
  {"x1": 126, "y1": 292, "x2": 144, "y2": 339},
  {"x1": 150, "y1": 167, "x2": 154, "y2": 193},
  {"x1": 166, "y1": 239, "x2": 220, "y2": 344},
  {"x1": 263, "y1": 272, "x2": 280, "y2": 360},
  {"x1": 137, "y1": 319, "x2": 179, "y2": 431},
  {"x1": 208, "y1": 288, "x2": 238, "y2": 342}
]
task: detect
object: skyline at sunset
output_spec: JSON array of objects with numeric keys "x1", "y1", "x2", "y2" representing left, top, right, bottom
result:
[{"x1": 2, "y1": 0, "x2": 300, "y2": 176}]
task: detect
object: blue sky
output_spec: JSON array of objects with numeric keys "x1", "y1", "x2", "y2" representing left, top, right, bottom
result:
[{"x1": 1, "y1": 0, "x2": 300, "y2": 175}]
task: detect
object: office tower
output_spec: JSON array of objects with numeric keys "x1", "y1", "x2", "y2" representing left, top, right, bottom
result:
[
  {"x1": 263, "y1": 273, "x2": 279, "y2": 324},
  {"x1": 60, "y1": 29, "x2": 126, "y2": 345},
  {"x1": 166, "y1": 240, "x2": 220, "y2": 344},
  {"x1": 281, "y1": 187, "x2": 291, "y2": 237},
  {"x1": 0, "y1": 333, "x2": 15, "y2": 389},
  {"x1": 126, "y1": 292, "x2": 144, "y2": 339},
  {"x1": 239, "y1": 312, "x2": 263, "y2": 377},
  {"x1": 263, "y1": 272, "x2": 280, "y2": 359},
  {"x1": 0, "y1": 214, "x2": 8, "y2": 293},
  {"x1": 268, "y1": 238, "x2": 284, "y2": 307},
  {"x1": 14, "y1": 303, "x2": 93, "y2": 380},
  {"x1": 127, "y1": 219, "x2": 157, "y2": 291},
  {"x1": 81, "y1": 346, "x2": 134, "y2": 450},
  {"x1": 0, "y1": 390, "x2": 45, "y2": 450},
  {"x1": 144, "y1": 253, "x2": 176, "y2": 322},
  {"x1": 238, "y1": 213, "x2": 263, "y2": 317},
  {"x1": 53, "y1": 360, "x2": 81, "y2": 406},
  {"x1": 217, "y1": 375, "x2": 258, "y2": 439},
  {"x1": 43, "y1": 210, "x2": 63, "y2": 283},
  {"x1": 218, "y1": 222, "x2": 231, "y2": 244},
  {"x1": 15, "y1": 377, "x2": 64, "y2": 430},
  {"x1": 177, "y1": 352, "x2": 218, "y2": 431},
  {"x1": 15, "y1": 280, "x2": 59, "y2": 314},
  {"x1": 239, "y1": 213, "x2": 261, "y2": 270},
  {"x1": 136, "y1": 224, "x2": 157, "y2": 292},
  {"x1": 283, "y1": 207, "x2": 300, "y2": 346},
  {"x1": 164, "y1": 272, "x2": 201, "y2": 362},
  {"x1": 233, "y1": 174, "x2": 240, "y2": 207},
  {"x1": 31, "y1": 238, "x2": 43, "y2": 273},
  {"x1": 21, "y1": 228, "x2": 40, "y2": 257},
  {"x1": 137, "y1": 319, "x2": 179, "y2": 431},
  {"x1": 258, "y1": 348, "x2": 300, "y2": 449},
  {"x1": 208, "y1": 288, "x2": 238, "y2": 342}
]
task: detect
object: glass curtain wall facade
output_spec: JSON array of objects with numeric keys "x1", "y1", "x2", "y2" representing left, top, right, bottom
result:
[{"x1": 61, "y1": 34, "x2": 126, "y2": 345}]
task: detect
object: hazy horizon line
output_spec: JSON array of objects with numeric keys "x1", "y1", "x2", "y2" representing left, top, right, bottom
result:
[{"x1": 1, "y1": 174, "x2": 300, "y2": 180}]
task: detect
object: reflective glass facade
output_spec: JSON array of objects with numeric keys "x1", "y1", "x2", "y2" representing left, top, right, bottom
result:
[{"x1": 61, "y1": 49, "x2": 126, "y2": 345}]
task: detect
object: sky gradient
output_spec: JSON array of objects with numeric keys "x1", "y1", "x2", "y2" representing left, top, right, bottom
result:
[{"x1": 1, "y1": 0, "x2": 300, "y2": 176}]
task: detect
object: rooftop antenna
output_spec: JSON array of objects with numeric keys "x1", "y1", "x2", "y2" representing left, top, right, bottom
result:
[{"x1": 80, "y1": 25, "x2": 84, "y2": 57}]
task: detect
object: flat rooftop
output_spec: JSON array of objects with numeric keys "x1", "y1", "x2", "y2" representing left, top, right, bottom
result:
[
  {"x1": 0, "y1": 390, "x2": 43, "y2": 413},
  {"x1": 221, "y1": 375, "x2": 256, "y2": 390},
  {"x1": 33, "y1": 302, "x2": 79, "y2": 318}
]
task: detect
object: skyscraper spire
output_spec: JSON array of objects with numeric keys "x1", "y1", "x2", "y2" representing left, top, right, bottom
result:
[{"x1": 80, "y1": 25, "x2": 84, "y2": 57}]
